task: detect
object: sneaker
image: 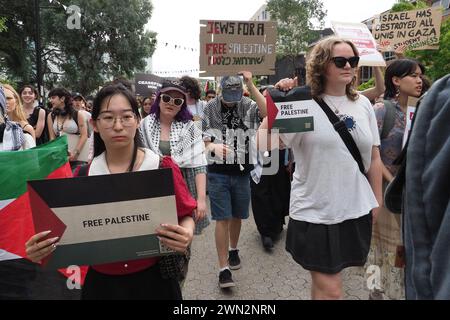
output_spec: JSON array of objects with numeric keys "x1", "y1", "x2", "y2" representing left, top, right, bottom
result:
[
  {"x1": 228, "y1": 249, "x2": 241, "y2": 270},
  {"x1": 262, "y1": 236, "x2": 274, "y2": 250},
  {"x1": 218, "y1": 269, "x2": 235, "y2": 288}
]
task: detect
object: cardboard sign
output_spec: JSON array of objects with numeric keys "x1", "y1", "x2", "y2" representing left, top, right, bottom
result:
[
  {"x1": 28, "y1": 169, "x2": 178, "y2": 269},
  {"x1": 372, "y1": 7, "x2": 442, "y2": 52},
  {"x1": 267, "y1": 86, "x2": 317, "y2": 133},
  {"x1": 403, "y1": 96, "x2": 419, "y2": 148},
  {"x1": 331, "y1": 21, "x2": 386, "y2": 67},
  {"x1": 199, "y1": 20, "x2": 277, "y2": 76},
  {"x1": 135, "y1": 73, "x2": 163, "y2": 96}
]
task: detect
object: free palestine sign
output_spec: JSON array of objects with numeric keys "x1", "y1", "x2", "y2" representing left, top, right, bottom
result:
[
  {"x1": 28, "y1": 169, "x2": 178, "y2": 269},
  {"x1": 267, "y1": 86, "x2": 317, "y2": 133}
]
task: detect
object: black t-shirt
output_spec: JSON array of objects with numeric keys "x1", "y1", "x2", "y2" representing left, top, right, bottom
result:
[{"x1": 208, "y1": 103, "x2": 254, "y2": 175}]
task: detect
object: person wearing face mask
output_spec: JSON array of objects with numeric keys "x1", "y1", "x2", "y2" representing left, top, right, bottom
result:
[{"x1": 202, "y1": 71, "x2": 267, "y2": 289}]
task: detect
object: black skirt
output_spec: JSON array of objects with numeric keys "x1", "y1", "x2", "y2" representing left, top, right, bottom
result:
[
  {"x1": 286, "y1": 213, "x2": 372, "y2": 274},
  {"x1": 81, "y1": 263, "x2": 182, "y2": 300}
]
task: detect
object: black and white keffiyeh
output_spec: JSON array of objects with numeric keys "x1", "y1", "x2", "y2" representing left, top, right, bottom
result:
[
  {"x1": 202, "y1": 96, "x2": 260, "y2": 165},
  {"x1": 140, "y1": 114, "x2": 207, "y2": 168}
]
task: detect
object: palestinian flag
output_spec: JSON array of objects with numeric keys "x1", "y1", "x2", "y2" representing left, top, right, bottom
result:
[
  {"x1": 0, "y1": 136, "x2": 81, "y2": 299},
  {"x1": 267, "y1": 86, "x2": 316, "y2": 133}
]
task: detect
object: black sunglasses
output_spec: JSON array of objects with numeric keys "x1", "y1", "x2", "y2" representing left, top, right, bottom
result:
[{"x1": 331, "y1": 56, "x2": 360, "y2": 68}]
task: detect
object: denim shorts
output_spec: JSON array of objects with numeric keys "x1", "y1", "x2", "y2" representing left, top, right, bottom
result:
[{"x1": 207, "y1": 172, "x2": 251, "y2": 221}]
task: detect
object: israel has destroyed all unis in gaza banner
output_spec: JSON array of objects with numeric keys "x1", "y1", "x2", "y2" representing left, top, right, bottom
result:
[
  {"x1": 27, "y1": 168, "x2": 178, "y2": 269},
  {"x1": 372, "y1": 7, "x2": 442, "y2": 52}
]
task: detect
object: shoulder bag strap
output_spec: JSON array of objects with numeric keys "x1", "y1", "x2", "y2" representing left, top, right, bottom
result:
[{"x1": 313, "y1": 97, "x2": 366, "y2": 176}]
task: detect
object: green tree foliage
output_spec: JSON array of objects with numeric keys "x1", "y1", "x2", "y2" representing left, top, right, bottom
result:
[
  {"x1": 0, "y1": 17, "x2": 7, "y2": 32},
  {"x1": 266, "y1": 0, "x2": 327, "y2": 56},
  {"x1": 0, "y1": 0, "x2": 156, "y2": 95},
  {"x1": 405, "y1": 19, "x2": 450, "y2": 81},
  {"x1": 391, "y1": 0, "x2": 428, "y2": 12},
  {"x1": 357, "y1": 77, "x2": 375, "y2": 92}
]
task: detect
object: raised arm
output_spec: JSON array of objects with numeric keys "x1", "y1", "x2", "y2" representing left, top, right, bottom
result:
[
  {"x1": 240, "y1": 70, "x2": 267, "y2": 117},
  {"x1": 361, "y1": 67, "x2": 385, "y2": 101}
]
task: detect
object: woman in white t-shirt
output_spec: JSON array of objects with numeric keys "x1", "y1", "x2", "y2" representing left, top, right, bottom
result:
[{"x1": 257, "y1": 37, "x2": 383, "y2": 300}]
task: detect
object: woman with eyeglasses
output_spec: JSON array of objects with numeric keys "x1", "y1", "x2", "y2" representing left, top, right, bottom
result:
[
  {"x1": 257, "y1": 36, "x2": 382, "y2": 299},
  {"x1": 25, "y1": 83, "x2": 195, "y2": 299},
  {"x1": 140, "y1": 80, "x2": 208, "y2": 255}
]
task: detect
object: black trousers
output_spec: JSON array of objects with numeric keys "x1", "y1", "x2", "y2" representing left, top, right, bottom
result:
[
  {"x1": 250, "y1": 149, "x2": 291, "y2": 239},
  {"x1": 0, "y1": 259, "x2": 81, "y2": 300},
  {"x1": 81, "y1": 263, "x2": 182, "y2": 300}
]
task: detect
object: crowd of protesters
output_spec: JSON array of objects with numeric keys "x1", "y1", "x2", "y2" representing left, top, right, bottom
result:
[{"x1": 1, "y1": 34, "x2": 449, "y2": 300}]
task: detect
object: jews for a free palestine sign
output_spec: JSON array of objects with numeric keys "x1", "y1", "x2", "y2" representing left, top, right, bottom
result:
[
  {"x1": 372, "y1": 7, "x2": 442, "y2": 51},
  {"x1": 199, "y1": 20, "x2": 277, "y2": 76}
]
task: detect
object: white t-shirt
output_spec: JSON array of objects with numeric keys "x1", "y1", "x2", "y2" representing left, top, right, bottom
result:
[
  {"x1": 187, "y1": 100, "x2": 206, "y2": 120},
  {"x1": 280, "y1": 94, "x2": 380, "y2": 225},
  {"x1": 89, "y1": 148, "x2": 160, "y2": 176}
]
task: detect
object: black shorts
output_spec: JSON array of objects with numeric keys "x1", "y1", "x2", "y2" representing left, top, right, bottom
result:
[{"x1": 286, "y1": 213, "x2": 372, "y2": 274}]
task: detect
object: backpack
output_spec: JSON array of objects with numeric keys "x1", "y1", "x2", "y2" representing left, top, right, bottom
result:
[{"x1": 380, "y1": 99, "x2": 396, "y2": 140}]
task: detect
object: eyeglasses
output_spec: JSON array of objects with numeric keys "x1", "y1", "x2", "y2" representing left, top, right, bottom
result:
[
  {"x1": 160, "y1": 93, "x2": 184, "y2": 107},
  {"x1": 331, "y1": 56, "x2": 360, "y2": 68},
  {"x1": 96, "y1": 112, "x2": 136, "y2": 128}
]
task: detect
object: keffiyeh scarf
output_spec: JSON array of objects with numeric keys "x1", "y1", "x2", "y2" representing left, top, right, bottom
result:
[{"x1": 140, "y1": 114, "x2": 207, "y2": 168}]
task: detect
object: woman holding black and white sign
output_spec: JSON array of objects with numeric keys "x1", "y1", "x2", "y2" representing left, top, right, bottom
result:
[{"x1": 26, "y1": 83, "x2": 195, "y2": 300}]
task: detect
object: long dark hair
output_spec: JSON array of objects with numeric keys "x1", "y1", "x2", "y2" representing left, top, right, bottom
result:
[
  {"x1": 180, "y1": 76, "x2": 202, "y2": 100},
  {"x1": 92, "y1": 84, "x2": 144, "y2": 172},
  {"x1": 48, "y1": 87, "x2": 75, "y2": 118},
  {"x1": 140, "y1": 96, "x2": 152, "y2": 118},
  {"x1": 149, "y1": 91, "x2": 193, "y2": 122},
  {"x1": 384, "y1": 59, "x2": 426, "y2": 99}
]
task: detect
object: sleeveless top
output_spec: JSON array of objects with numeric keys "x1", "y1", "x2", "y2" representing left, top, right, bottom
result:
[
  {"x1": 52, "y1": 117, "x2": 79, "y2": 136},
  {"x1": 27, "y1": 107, "x2": 41, "y2": 127}
]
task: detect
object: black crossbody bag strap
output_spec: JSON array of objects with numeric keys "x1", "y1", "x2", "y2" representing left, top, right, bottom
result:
[{"x1": 314, "y1": 97, "x2": 366, "y2": 175}]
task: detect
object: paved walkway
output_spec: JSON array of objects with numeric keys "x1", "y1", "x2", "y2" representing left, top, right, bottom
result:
[{"x1": 183, "y1": 211, "x2": 371, "y2": 300}]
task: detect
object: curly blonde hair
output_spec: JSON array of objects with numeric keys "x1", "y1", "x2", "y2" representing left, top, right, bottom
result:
[
  {"x1": 306, "y1": 37, "x2": 359, "y2": 101},
  {"x1": 2, "y1": 83, "x2": 28, "y2": 122}
]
